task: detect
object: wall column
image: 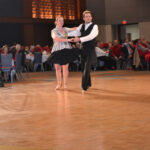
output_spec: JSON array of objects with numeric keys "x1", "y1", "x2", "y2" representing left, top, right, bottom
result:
[
  {"x1": 139, "y1": 22, "x2": 150, "y2": 41},
  {"x1": 23, "y1": 0, "x2": 34, "y2": 45},
  {"x1": 97, "y1": 25, "x2": 112, "y2": 42},
  {"x1": 23, "y1": 24, "x2": 34, "y2": 45}
]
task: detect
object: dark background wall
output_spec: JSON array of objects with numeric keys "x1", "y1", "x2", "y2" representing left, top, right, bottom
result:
[
  {"x1": 0, "y1": 23, "x2": 23, "y2": 46},
  {"x1": 86, "y1": 0, "x2": 150, "y2": 25},
  {"x1": 34, "y1": 23, "x2": 53, "y2": 46},
  {"x1": 0, "y1": 0, "x2": 22, "y2": 17},
  {"x1": 105, "y1": 0, "x2": 150, "y2": 24},
  {"x1": 0, "y1": 0, "x2": 23, "y2": 46},
  {"x1": 86, "y1": 0, "x2": 105, "y2": 24}
]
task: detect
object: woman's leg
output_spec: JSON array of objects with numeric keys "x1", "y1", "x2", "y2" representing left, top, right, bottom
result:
[
  {"x1": 55, "y1": 64, "x2": 62, "y2": 90},
  {"x1": 62, "y1": 64, "x2": 69, "y2": 89}
]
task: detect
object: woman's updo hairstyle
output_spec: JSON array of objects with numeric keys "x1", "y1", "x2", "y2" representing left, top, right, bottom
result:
[{"x1": 54, "y1": 16, "x2": 64, "y2": 25}]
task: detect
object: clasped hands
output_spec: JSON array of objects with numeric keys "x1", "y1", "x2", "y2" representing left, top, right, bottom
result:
[{"x1": 68, "y1": 37, "x2": 80, "y2": 43}]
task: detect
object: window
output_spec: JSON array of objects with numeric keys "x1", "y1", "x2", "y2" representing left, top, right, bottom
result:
[{"x1": 32, "y1": 0, "x2": 80, "y2": 20}]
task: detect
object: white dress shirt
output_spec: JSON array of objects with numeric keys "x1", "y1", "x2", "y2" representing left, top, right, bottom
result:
[{"x1": 67, "y1": 22, "x2": 99, "y2": 43}]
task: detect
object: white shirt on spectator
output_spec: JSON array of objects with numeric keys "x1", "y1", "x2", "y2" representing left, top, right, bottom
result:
[{"x1": 95, "y1": 47, "x2": 109, "y2": 57}]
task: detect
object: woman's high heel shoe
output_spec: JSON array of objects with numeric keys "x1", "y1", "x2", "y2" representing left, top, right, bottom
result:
[{"x1": 55, "y1": 84, "x2": 62, "y2": 90}]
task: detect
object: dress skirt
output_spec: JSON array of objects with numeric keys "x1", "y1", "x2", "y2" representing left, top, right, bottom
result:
[{"x1": 48, "y1": 48, "x2": 81, "y2": 65}]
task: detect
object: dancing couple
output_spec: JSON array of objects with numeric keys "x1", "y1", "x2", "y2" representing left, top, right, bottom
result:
[{"x1": 49, "y1": 10, "x2": 99, "y2": 92}]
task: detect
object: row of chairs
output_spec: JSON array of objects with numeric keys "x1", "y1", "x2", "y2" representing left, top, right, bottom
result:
[
  {"x1": 26, "y1": 52, "x2": 54, "y2": 72},
  {"x1": 33, "y1": 52, "x2": 44, "y2": 72},
  {"x1": 0, "y1": 52, "x2": 49, "y2": 83},
  {"x1": 0, "y1": 53, "x2": 24, "y2": 83}
]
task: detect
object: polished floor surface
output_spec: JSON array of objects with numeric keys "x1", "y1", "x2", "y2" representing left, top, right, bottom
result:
[{"x1": 0, "y1": 71, "x2": 150, "y2": 150}]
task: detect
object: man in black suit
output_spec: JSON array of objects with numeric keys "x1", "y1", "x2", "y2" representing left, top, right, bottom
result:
[{"x1": 72, "y1": 10, "x2": 99, "y2": 92}]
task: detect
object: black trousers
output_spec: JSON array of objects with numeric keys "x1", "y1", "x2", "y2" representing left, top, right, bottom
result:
[{"x1": 81, "y1": 52, "x2": 93, "y2": 91}]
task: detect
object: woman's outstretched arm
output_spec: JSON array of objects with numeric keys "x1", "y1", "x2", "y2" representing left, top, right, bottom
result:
[{"x1": 51, "y1": 30, "x2": 72, "y2": 42}]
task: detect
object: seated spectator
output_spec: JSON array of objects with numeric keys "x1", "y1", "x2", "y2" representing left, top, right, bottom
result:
[
  {"x1": 121, "y1": 39, "x2": 133, "y2": 69},
  {"x1": 106, "y1": 42, "x2": 113, "y2": 56},
  {"x1": 141, "y1": 36, "x2": 150, "y2": 48},
  {"x1": 2, "y1": 45, "x2": 9, "y2": 56},
  {"x1": 137, "y1": 38, "x2": 150, "y2": 57},
  {"x1": 10, "y1": 44, "x2": 26, "y2": 70},
  {"x1": 95, "y1": 42, "x2": 115, "y2": 70},
  {"x1": 99, "y1": 41, "x2": 104, "y2": 49},
  {"x1": 30, "y1": 45, "x2": 35, "y2": 54},
  {"x1": 33, "y1": 44, "x2": 43, "y2": 53},
  {"x1": 43, "y1": 45, "x2": 51, "y2": 53},
  {"x1": 129, "y1": 41, "x2": 136, "y2": 51},
  {"x1": 25, "y1": 46, "x2": 30, "y2": 54},
  {"x1": 95, "y1": 45, "x2": 109, "y2": 57},
  {"x1": 111, "y1": 40, "x2": 123, "y2": 69},
  {"x1": 136, "y1": 37, "x2": 150, "y2": 70},
  {"x1": 99, "y1": 41, "x2": 109, "y2": 50}
]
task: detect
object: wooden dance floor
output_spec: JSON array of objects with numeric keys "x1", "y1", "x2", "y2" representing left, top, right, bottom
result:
[{"x1": 0, "y1": 71, "x2": 150, "y2": 150}]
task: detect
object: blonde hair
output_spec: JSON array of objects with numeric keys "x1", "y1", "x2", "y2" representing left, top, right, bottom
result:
[
  {"x1": 82, "y1": 10, "x2": 92, "y2": 17},
  {"x1": 55, "y1": 16, "x2": 64, "y2": 25}
]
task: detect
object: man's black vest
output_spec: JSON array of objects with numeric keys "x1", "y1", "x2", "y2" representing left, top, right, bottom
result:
[
  {"x1": 80, "y1": 23, "x2": 97, "y2": 65},
  {"x1": 80, "y1": 23, "x2": 97, "y2": 49}
]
